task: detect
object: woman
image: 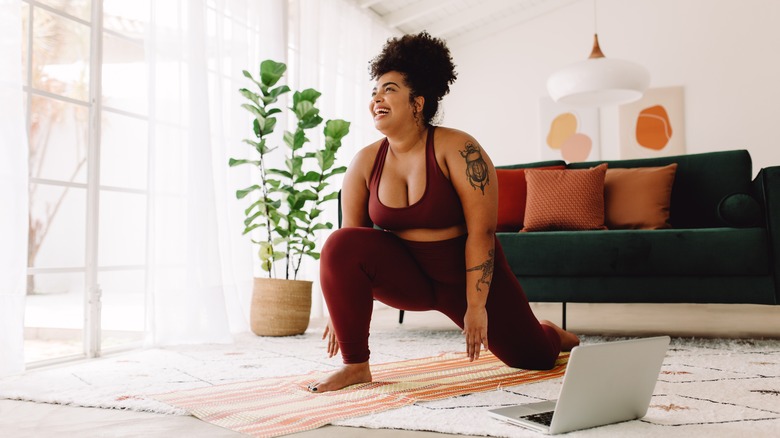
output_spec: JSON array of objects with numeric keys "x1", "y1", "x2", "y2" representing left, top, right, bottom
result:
[{"x1": 309, "y1": 31, "x2": 579, "y2": 393}]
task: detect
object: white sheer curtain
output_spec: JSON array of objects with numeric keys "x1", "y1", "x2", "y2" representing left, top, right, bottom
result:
[
  {"x1": 289, "y1": 0, "x2": 397, "y2": 317},
  {"x1": 0, "y1": 0, "x2": 28, "y2": 377},
  {"x1": 144, "y1": 0, "x2": 285, "y2": 345}
]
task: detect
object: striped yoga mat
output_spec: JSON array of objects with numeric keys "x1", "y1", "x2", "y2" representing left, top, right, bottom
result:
[{"x1": 152, "y1": 351, "x2": 569, "y2": 438}]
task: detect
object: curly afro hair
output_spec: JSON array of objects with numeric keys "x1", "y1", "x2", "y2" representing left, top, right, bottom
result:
[{"x1": 369, "y1": 31, "x2": 457, "y2": 126}]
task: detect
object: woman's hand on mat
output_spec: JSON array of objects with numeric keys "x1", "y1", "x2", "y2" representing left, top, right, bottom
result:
[
  {"x1": 463, "y1": 306, "x2": 489, "y2": 361},
  {"x1": 322, "y1": 318, "x2": 339, "y2": 358}
]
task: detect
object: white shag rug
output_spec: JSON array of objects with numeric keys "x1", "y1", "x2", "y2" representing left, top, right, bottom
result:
[{"x1": 1, "y1": 327, "x2": 779, "y2": 437}]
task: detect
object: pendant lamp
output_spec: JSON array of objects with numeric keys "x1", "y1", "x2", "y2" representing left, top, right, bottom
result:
[{"x1": 546, "y1": 2, "x2": 650, "y2": 107}]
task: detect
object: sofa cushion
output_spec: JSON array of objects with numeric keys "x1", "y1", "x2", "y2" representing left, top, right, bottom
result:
[
  {"x1": 498, "y1": 228, "x2": 770, "y2": 276},
  {"x1": 496, "y1": 165, "x2": 565, "y2": 232},
  {"x1": 604, "y1": 164, "x2": 677, "y2": 229},
  {"x1": 522, "y1": 164, "x2": 608, "y2": 231},
  {"x1": 717, "y1": 193, "x2": 762, "y2": 227},
  {"x1": 567, "y1": 150, "x2": 753, "y2": 228}
]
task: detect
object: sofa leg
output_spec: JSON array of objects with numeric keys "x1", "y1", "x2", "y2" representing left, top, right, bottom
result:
[
  {"x1": 399, "y1": 310, "x2": 405, "y2": 324},
  {"x1": 562, "y1": 302, "x2": 567, "y2": 331}
]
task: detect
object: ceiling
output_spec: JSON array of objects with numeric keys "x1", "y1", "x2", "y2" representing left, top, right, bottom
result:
[{"x1": 354, "y1": 0, "x2": 581, "y2": 47}]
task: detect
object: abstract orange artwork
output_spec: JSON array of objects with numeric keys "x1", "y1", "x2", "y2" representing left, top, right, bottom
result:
[
  {"x1": 539, "y1": 98, "x2": 600, "y2": 163},
  {"x1": 636, "y1": 105, "x2": 673, "y2": 150},
  {"x1": 619, "y1": 86, "x2": 685, "y2": 159}
]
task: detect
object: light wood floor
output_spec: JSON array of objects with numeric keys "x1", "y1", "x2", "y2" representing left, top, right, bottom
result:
[{"x1": 2, "y1": 303, "x2": 779, "y2": 438}]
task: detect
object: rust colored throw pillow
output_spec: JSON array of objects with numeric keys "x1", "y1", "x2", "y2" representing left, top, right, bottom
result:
[
  {"x1": 604, "y1": 164, "x2": 678, "y2": 229},
  {"x1": 496, "y1": 165, "x2": 565, "y2": 232},
  {"x1": 522, "y1": 164, "x2": 608, "y2": 232}
]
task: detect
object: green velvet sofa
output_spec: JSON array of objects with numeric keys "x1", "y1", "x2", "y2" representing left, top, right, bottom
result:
[{"x1": 497, "y1": 149, "x2": 779, "y2": 327}]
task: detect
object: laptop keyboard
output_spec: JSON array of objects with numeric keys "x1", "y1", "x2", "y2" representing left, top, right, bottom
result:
[{"x1": 522, "y1": 411, "x2": 554, "y2": 426}]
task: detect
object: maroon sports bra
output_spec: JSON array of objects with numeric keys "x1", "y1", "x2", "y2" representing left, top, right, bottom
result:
[{"x1": 368, "y1": 127, "x2": 466, "y2": 231}]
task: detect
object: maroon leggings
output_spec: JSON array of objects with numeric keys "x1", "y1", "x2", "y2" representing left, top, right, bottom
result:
[{"x1": 319, "y1": 228, "x2": 561, "y2": 370}]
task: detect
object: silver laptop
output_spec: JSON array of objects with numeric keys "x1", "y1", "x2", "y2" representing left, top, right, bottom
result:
[{"x1": 488, "y1": 336, "x2": 670, "y2": 435}]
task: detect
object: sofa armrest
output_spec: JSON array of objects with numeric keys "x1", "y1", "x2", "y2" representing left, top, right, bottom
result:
[{"x1": 754, "y1": 166, "x2": 780, "y2": 304}]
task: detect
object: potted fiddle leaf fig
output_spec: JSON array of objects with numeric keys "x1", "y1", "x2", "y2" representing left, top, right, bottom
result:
[{"x1": 229, "y1": 59, "x2": 350, "y2": 336}]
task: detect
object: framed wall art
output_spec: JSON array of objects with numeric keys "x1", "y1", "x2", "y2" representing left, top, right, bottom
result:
[
  {"x1": 539, "y1": 97, "x2": 600, "y2": 163},
  {"x1": 618, "y1": 86, "x2": 685, "y2": 159}
]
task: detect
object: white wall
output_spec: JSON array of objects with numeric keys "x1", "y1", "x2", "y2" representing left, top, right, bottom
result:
[{"x1": 444, "y1": 0, "x2": 780, "y2": 174}]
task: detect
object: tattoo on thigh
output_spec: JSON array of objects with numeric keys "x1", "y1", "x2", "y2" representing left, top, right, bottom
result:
[
  {"x1": 466, "y1": 249, "x2": 495, "y2": 292},
  {"x1": 459, "y1": 142, "x2": 490, "y2": 194}
]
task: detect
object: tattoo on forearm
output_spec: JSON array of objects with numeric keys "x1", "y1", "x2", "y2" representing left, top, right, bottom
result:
[
  {"x1": 466, "y1": 249, "x2": 495, "y2": 292},
  {"x1": 459, "y1": 142, "x2": 490, "y2": 194}
]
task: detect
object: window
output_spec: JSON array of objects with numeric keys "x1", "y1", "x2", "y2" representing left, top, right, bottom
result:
[
  {"x1": 21, "y1": 0, "x2": 388, "y2": 365},
  {"x1": 23, "y1": 0, "x2": 152, "y2": 364}
]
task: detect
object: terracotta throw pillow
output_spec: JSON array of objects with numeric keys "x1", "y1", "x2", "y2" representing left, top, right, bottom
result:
[
  {"x1": 604, "y1": 164, "x2": 678, "y2": 229},
  {"x1": 522, "y1": 164, "x2": 608, "y2": 232},
  {"x1": 496, "y1": 165, "x2": 565, "y2": 232}
]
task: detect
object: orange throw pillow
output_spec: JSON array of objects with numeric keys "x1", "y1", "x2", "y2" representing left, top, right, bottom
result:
[
  {"x1": 523, "y1": 164, "x2": 608, "y2": 232},
  {"x1": 496, "y1": 166, "x2": 565, "y2": 232},
  {"x1": 604, "y1": 164, "x2": 678, "y2": 229}
]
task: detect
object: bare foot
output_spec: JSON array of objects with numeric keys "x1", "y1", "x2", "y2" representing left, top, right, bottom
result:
[
  {"x1": 308, "y1": 362, "x2": 372, "y2": 393},
  {"x1": 540, "y1": 320, "x2": 581, "y2": 352}
]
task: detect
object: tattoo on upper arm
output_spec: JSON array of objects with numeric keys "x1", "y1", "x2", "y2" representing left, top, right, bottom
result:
[
  {"x1": 466, "y1": 249, "x2": 495, "y2": 293},
  {"x1": 459, "y1": 142, "x2": 490, "y2": 194}
]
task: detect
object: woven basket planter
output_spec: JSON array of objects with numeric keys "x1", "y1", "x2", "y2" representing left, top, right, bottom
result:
[{"x1": 250, "y1": 277, "x2": 312, "y2": 336}]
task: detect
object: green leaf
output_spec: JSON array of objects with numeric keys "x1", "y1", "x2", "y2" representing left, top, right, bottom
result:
[
  {"x1": 228, "y1": 158, "x2": 259, "y2": 167},
  {"x1": 272, "y1": 251, "x2": 287, "y2": 260},
  {"x1": 256, "y1": 139, "x2": 275, "y2": 155},
  {"x1": 242, "y1": 223, "x2": 262, "y2": 235},
  {"x1": 236, "y1": 185, "x2": 261, "y2": 199},
  {"x1": 306, "y1": 251, "x2": 321, "y2": 260},
  {"x1": 292, "y1": 196, "x2": 307, "y2": 210},
  {"x1": 286, "y1": 156, "x2": 304, "y2": 176},
  {"x1": 324, "y1": 166, "x2": 347, "y2": 178},
  {"x1": 241, "y1": 103, "x2": 262, "y2": 118},
  {"x1": 261, "y1": 117, "x2": 277, "y2": 136},
  {"x1": 283, "y1": 131, "x2": 295, "y2": 149},
  {"x1": 253, "y1": 114, "x2": 266, "y2": 130},
  {"x1": 260, "y1": 60, "x2": 286, "y2": 87},
  {"x1": 311, "y1": 222, "x2": 333, "y2": 232},
  {"x1": 297, "y1": 88, "x2": 321, "y2": 104},
  {"x1": 289, "y1": 210, "x2": 308, "y2": 222},
  {"x1": 294, "y1": 100, "x2": 315, "y2": 120},
  {"x1": 260, "y1": 259, "x2": 272, "y2": 272},
  {"x1": 324, "y1": 119, "x2": 350, "y2": 140},
  {"x1": 295, "y1": 171, "x2": 321, "y2": 184},
  {"x1": 266, "y1": 178, "x2": 282, "y2": 189},
  {"x1": 268, "y1": 169, "x2": 293, "y2": 181},
  {"x1": 298, "y1": 189, "x2": 318, "y2": 202},
  {"x1": 244, "y1": 210, "x2": 266, "y2": 226},
  {"x1": 257, "y1": 241, "x2": 274, "y2": 261},
  {"x1": 269, "y1": 84, "x2": 291, "y2": 99},
  {"x1": 293, "y1": 129, "x2": 308, "y2": 150},
  {"x1": 239, "y1": 88, "x2": 260, "y2": 106},
  {"x1": 244, "y1": 199, "x2": 265, "y2": 216},
  {"x1": 318, "y1": 192, "x2": 340, "y2": 203},
  {"x1": 242, "y1": 70, "x2": 264, "y2": 91},
  {"x1": 253, "y1": 118, "x2": 261, "y2": 137},
  {"x1": 299, "y1": 114, "x2": 323, "y2": 130}
]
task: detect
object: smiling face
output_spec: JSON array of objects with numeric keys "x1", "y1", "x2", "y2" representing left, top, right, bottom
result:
[{"x1": 369, "y1": 71, "x2": 424, "y2": 133}]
